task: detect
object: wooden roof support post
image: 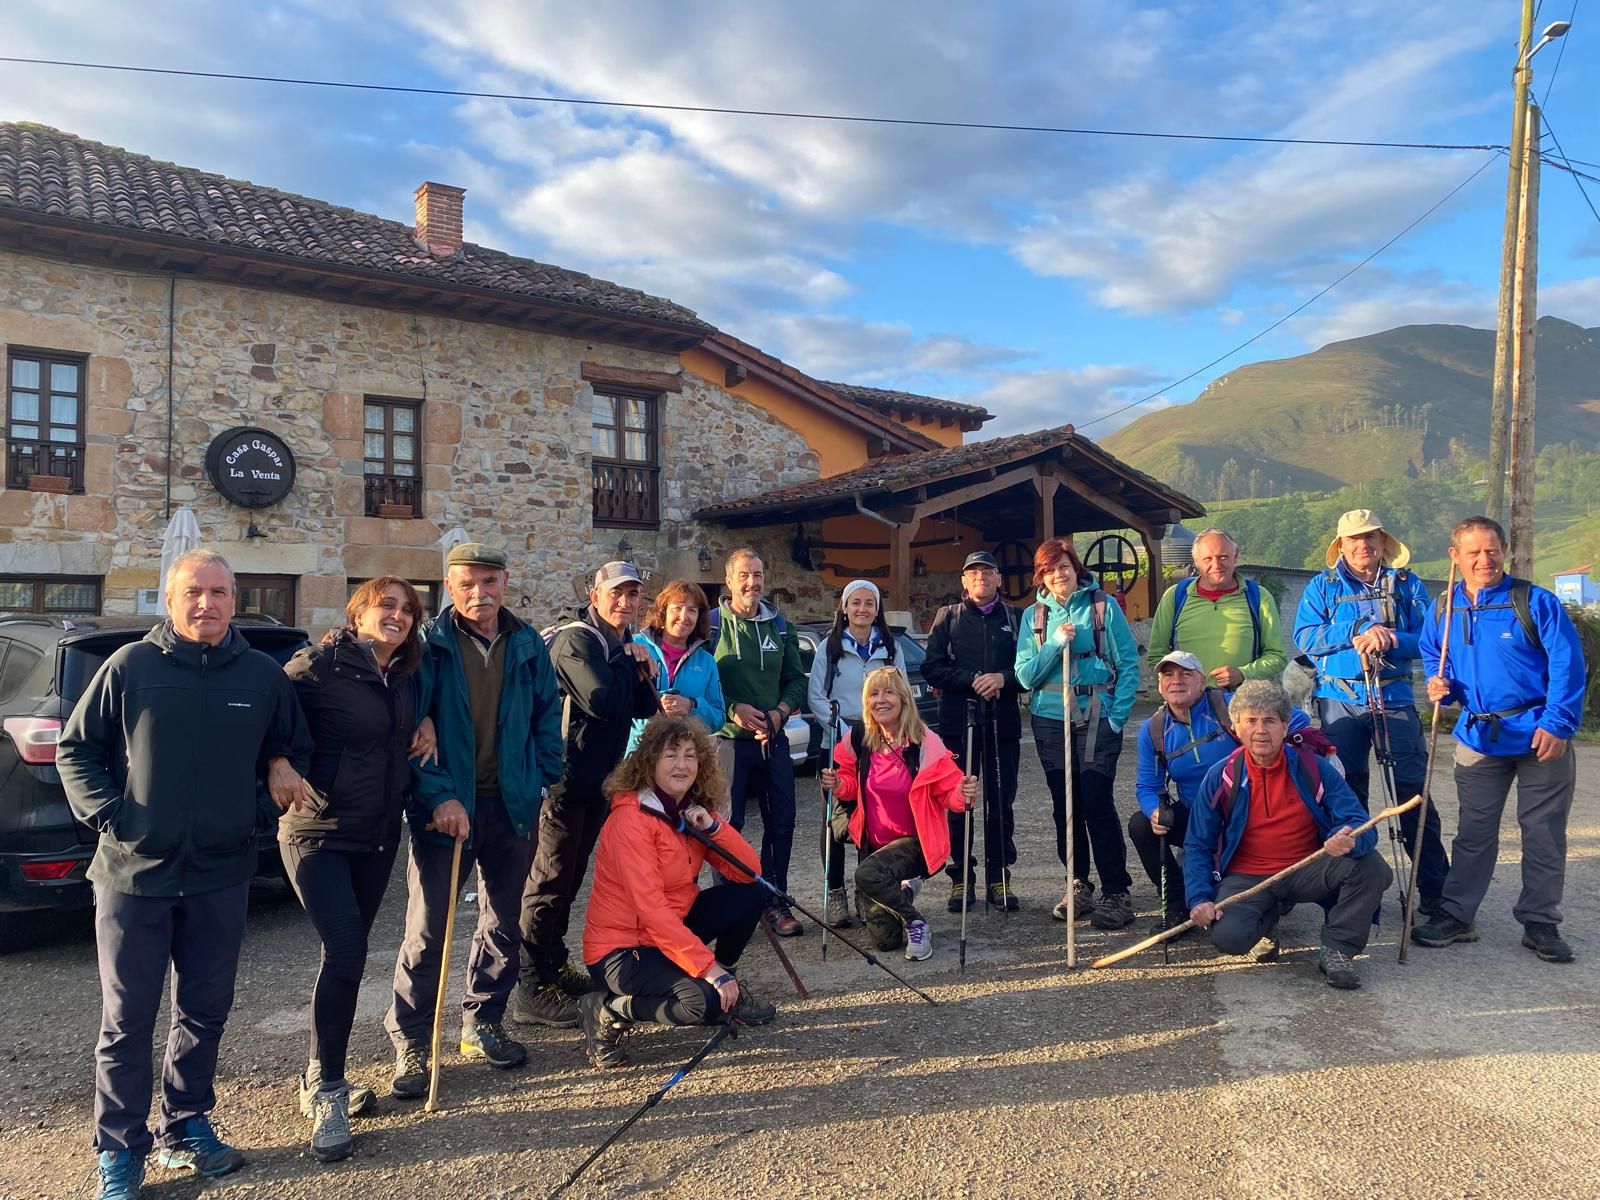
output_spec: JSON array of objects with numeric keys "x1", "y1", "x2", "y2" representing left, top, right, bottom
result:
[
  {"x1": 1034, "y1": 469, "x2": 1058, "y2": 544},
  {"x1": 888, "y1": 518, "x2": 920, "y2": 612},
  {"x1": 1138, "y1": 527, "x2": 1166, "y2": 615}
]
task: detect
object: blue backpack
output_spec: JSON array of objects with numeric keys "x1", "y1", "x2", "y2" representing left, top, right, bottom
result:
[{"x1": 1170, "y1": 576, "x2": 1263, "y2": 662}]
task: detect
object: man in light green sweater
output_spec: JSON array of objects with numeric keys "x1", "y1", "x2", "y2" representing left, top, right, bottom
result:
[{"x1": 1148, "y1": 528, "x2": 1286, "y2": 688}]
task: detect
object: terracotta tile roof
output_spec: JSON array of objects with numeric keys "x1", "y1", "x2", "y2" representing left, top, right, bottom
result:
[
  {"x1": 0, "y1": 123, "x2": 707, "y2": 331},
  {"x1": 821, "y1": 380, "x2": 992, "y2": 424}
]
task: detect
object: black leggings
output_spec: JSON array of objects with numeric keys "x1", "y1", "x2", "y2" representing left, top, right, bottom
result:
[
  {"x1": 281, "y1": 840, "x2": 399, "y2": 1084},
  {"x1": 1031, "y1": 714, "x2": 1132, "y2": 895}
]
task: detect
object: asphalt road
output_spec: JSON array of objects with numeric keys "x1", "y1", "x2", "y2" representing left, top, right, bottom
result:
[{"x1": 4, "y1": 727, "x2": 1599, "y2": 1200}]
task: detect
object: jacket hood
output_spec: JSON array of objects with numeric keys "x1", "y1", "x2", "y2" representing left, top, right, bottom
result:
[
  {"x1": 720, "y1": 598, "x2": 782, "y2": 623},
  {"x1": 1036, "y1": 574, "x2": 1101, "y2": 613},
  {"x1": 145, "y1": 620, "x2": 248, "y2": 669}
]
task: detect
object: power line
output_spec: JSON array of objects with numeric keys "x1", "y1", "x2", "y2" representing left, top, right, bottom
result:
[
  {"x1": 1075, "y1": 152, "x2": 1504, "y2": 434},
  {"x1": 0, "y1": 56, "x2": 1506, "y2": 153},
  {"x1": 1541, "y1": 112, "x2": 1600, "y2": 227},
  {"x1": 1540, "y1": 0, "x2": 1580, "y2": 105}
]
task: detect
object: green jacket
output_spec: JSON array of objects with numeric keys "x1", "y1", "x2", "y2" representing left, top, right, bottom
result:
[
  {"x1": 1147, "y1": 577, "x2": 1286, "y2": 681},
  {"x1": 711, "y1": 600, "x2": 806, "y2": 739}
]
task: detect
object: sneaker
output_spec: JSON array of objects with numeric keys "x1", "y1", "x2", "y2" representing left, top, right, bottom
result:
[
  {"x1": 558, "y1": 962, "x2": 601, "y2": 997},
  {"x1": 1410, "y1": 915, "x2": 1479, "y2": 948},
  {"x1": 1521, "y1": 922, "x2": 1575, "y2": 963},
  {"x1": 904, "y1": 919, "x2": 933, "y2": 961},
  {"x1": 298, "y1": 1067, "x2": 376, "y2": 1119},
  {"x1": 730, "y1": 980, "x2": 777, "y2": 1025},
  {"x1": 986, "y1": 881, "x2": 1021, "y2": 912},
  {"x1": 762, "y1": 905, "x2": 804, "y2": 938},
  {"x1": 460, "y1": 1021, "x2": 528, "y2": 1069},
  {"x1": 1317, "y1": 945, "x2": 1361, "y2": 989},
  {"x1": 578, "y1": 992, "x2": 631, "y2": 1069},
  {"x1": 1089, "y1": 891, "x2": 1136, "y2": 931},
  {"x1": 390, "y1": 1046, "x2": 428, "y2": 1100},
  {"x1": 509, "y1": 980, "x2": 580, "y2": 1028},
  {"x1": 157, "y1": 1115, "x2": 244, "y2": 1178},
  {"x1": 946, "y1": 881, "x2": 969, "y2": 913},
  {"x1": 825, "y1": 887, "x2": 859, "y2": 927},
  {"x1": 95, "y1": 1149, "x2": 145, "y2": 1200},
  {"x1": 1051, "y1": 879, "x2": 1095, "y2": 922},
  {"x1": 308, "y1": 1086, "x2": 352, "y2": 1164},
  {"x1": 1247, "y1": 935, "x2": 1280, "y2": 963}
]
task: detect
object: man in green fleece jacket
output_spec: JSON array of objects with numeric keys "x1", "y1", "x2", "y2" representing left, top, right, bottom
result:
[
  {"x1": 1148, "y1": 528, "x2": 1287, "y2": 688},
  {"x1": 713, "y1": 548, "x2": 807, "y2": 937}
]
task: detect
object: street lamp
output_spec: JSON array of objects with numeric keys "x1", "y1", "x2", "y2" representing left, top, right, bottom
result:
[
  {"x1": 615, "y1": 537, "x2": 633, "y2": 563},
  {"x1": 1525, "y1": 20, "x2": 1571, "y2": 63}
]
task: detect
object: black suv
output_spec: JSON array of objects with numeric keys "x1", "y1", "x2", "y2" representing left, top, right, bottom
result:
[
  {"x1": 793, "y1": 624, "x2": 941, "y2": 769},
  {"x1": 0, "y1": 615, "x2": 310, "y2": 950}
]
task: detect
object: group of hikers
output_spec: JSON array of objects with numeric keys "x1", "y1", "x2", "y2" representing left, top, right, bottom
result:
[{"x1": 56, "y1": 508, "x2": 1586, "y2": 1199}]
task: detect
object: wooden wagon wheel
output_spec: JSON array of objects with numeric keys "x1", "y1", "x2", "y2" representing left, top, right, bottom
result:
[
  {"x1": 992, "y1": 540, "x2": 1034, "y2": 602},
  {"x1": 1083, "y1": 533, "x2": 1143, "y2": 595}
]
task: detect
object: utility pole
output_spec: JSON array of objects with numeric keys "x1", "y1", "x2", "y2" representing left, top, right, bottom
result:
[
  {"x1": 1485, "y1": 0, "x2": 1536, "y2": 527},
  {"x1": 1507, "y1": 103, "x2": 1541, "y2": 577}
]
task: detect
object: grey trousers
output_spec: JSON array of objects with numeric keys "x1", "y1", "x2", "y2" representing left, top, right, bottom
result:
[
  {"x1": 1211, "y1": 852, "x2": 1392, "y2": 958},
  {"x1": 385, "y1": 794, "x2": 537, "y2": 1049},
  {"x1": 1442, "y1": 744, "x2": 1577, "y2": 927}
]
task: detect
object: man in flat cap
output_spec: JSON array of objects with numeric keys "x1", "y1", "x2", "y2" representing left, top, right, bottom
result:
[
  {"x1": 386, "y1": 543, "x2": 562, "y2": 1096},
  {"x1": 512, "y1": 560, "x2": 659, "y2": 1028}
]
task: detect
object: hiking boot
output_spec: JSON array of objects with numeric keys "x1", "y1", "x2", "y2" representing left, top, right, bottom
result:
[
  {"x1": 558, "y1": 962, "x2": 601, "y2": 997},
  {"x1": 947, "y1": 881, "x2": 970, "y2": 913},
  {"x1": 1522, "y1": 922, "x2": 1575, "y2": 963},
  {"x1": 1089, "y1": 891, "x2": 1135, "y2": 931},
  {"x1": 1247, "y1": 935, "x2": 1280, "y2": 963},
  {"x1": 157, "y1": 1115, "x2": 244, "y2": 1178},
  {"x1": 826, "y1": 887, "x2": 859, "y2": 927},
  {"x1": 509, "y1": 980, "x2": 580, "y2": 1028},
  {"x1": 762, "y1": 905, "x2": 804, "y2": 937},
  {"x1": 1051, "y1": 879, "x2": 1096, "y2": 922},
  {"x1": 95, "y1": 1150, "x2": 145, "y2": 1200},
  {"x1": 390, "y1": 1046, "x2": 428, "y2": 1099},
  {"x1": 578, "y1": 992, "x2": 631, "y2": 1069},
  {"x1": 1418, "y1": 895, "x2": 1446, "y2": 918},
  {"x1": 1318, "y1": 945, "x2": 1361, "y2": 990},
  {"x1": 730, "y1": 980, "x2": 777, "y2": 1025},
  {"x1": 987, "y1": 880, "x2": 1021, "y2": 912},
  {"x1": 460, "y1": 1021, "x2": 527, "y2": 1069},
  {"x1": 1410, "y1": 915, "x2": 1479, "y2": 948},
  {"x1": 298, "y1": 1066, "x2": 376, "y2": 1119},
  {"x1": 308, "y1": 1086, "x2": 352, "y2": 1164},
  {"x1": 904, "y1": 918, "x2": 933, "y2": 961}
]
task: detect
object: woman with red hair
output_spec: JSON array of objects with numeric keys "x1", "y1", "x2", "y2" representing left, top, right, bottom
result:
[{"x1": 1015, "y1": 539, "x2": 1139, "y2": 929}]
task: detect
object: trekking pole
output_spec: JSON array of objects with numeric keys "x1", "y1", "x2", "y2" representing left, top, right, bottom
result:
[
  {"x1": 959, "y1": 700, "x2": 977, "y2": 973},
  {"x1": 1362, "y1": 652, "x2": 1409, "y2": 894},
  {"x1": 759, "y1": 921, "x2": 809, "y2": 999},
  {"x1": 987, "y1": 703, "x2": 1010, "y2": 917},
  {"x1": 821, "y1": 701, "x2": 839, "y2": 962},
  {"x1": 649, "y1": 809, "x2": 939, "y2": 1005},
  {"x1": 425, "y1": 833, "x2": 464, "y2": 1114},
  {"x1": 1062, "y1": 629, "x2": 1077, "y2": 969},
  {"x1": 1092, "y1": 794, "x2": 1423, "y2": 969},
  {"x1": 1399, "y1": 562, "x2": 1456, "y2": 964},
  {"x1": 545, "y1": 1020, "x2": 738, "y2": 1200},
  {"x1": 1157, "y1": 798, "x2": 1171, "y2": 966}
]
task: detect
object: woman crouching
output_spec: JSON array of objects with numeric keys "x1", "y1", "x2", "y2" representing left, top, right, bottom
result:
[
  {"x1": 820, "y1": 667, "x2": 978, "y2": 961},
  {"x1": 579, "y1": 715, "x2": 776, "y2": 1069}
]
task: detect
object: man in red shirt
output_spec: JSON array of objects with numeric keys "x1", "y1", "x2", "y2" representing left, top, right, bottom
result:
[{"x1": 1184, "y1": 680, "x2": 1392, "y2": 989}]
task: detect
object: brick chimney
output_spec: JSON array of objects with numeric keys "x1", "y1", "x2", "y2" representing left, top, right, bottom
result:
[{"x1": 414, "y1": 181, "x2": 466, "y2": 256}]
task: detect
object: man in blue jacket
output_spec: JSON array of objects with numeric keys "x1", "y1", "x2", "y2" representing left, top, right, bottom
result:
[
  {"x1": 1186, "y1": 680, "x2": 1392, "y2": 989},
  {"x1": 1293, "y1": 509, "x2": 1450, "y2": 912},
  {"x1": 385, "y1": 544, "x2": 562, "y2": 1096},
  {"x1": 1411, "y1": 516, "x2": 1587, "y2": 963}
]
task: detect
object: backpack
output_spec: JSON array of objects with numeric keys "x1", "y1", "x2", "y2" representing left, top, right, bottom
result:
[
  {"x1": 540, "y1": 619, "x2": 616, "y2": 741},
  {"x1": 1327, "y1": 565, "x2": 1411, "y2": 629},
  {"x1": 1170, "y1": 576, "x2": 1263, "y2": 662},
  {"x1": 1032, "y1": 586, "x2": 1114, "y2": 676},
  {"x1": 1150, "y1": 687, "x2": 1234, "y2": 773},
  {"x1": 930, "y1": 600, "x2": 1017, "y2": 667},
  {"x1": 1208, "y1": 731, "x2": 1337, "y2": 825},
  {"x1": 1433, "y1": 577, "x2": 1542, "y2": 654}
]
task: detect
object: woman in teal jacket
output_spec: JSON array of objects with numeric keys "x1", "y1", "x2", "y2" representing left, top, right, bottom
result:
[
  {"x1": 629, "y1": 580, "x2": 726, "y2": 753},
  {"x1": 1015, "y1": 538, "x2": 1139, "y2": 930}
]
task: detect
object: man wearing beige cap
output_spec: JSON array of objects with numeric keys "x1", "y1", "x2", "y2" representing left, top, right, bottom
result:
[{"x1": 1292, "y1": 510, "x2": 1449, "y2": 914}]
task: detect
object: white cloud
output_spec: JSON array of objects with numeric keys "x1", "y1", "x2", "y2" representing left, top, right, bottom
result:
[
  {"x1": 964, "y1": 365, "x2": 1171, "y2": 438},
  {"x1": 728, "y1": 313, "x2": 1028, "y2": 383},
  {"x1": 1542, "y1": 278, "x2": 1600, "y2": 328},
  {"x1": 1293, "y1": 274, "x2": 1495, "y2": 346}
]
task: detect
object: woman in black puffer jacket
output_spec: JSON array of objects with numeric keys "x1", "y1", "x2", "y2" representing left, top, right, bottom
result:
[{"x1": 279, "y1": 577, "x2": 431, "y2": 1163}]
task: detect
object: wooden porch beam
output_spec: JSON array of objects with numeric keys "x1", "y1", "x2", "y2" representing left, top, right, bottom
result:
[
  {"x1": 1052, "y1": 467, "x2": 1152, "y2": 536},
  {"x1": 909, "y1": 463, "x2": 1039, "y2": 522}
]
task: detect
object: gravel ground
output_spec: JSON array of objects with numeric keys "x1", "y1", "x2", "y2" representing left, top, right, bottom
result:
[{"x1": 5, "y1": 721, "x2": 1599, "y2": 1200}]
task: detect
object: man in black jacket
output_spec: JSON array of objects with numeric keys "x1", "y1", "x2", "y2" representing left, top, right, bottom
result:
[
  {"x1": 512, "y1": 560, "x2": 658, "y2": 1028},
  {"x1": 57, "y1": 549, "x2": 311, "y2": 1200},
  {"x1": 922, "y1": 551, "x2": 1026, "y2": 912}
]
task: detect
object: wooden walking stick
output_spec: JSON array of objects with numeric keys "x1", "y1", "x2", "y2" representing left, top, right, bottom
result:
[
  {"x1": 1399, "y1": 561, "x2": 1457, "y2": 964},
  {"x1": 1091, "y1": 795, "x2": 1423, "y2": 969},
  {"x1": 426, "y1": 835, "x2": 464, "y2": 1113}
]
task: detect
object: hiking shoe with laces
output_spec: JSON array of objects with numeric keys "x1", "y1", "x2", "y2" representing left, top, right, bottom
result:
[
  {"x1": 309, "y1": 1086, "x2": 352, "y2": 1164},
  {"x1": 157, "y1": 1115, "x2": 244, "y2": 1178},
  {"x1": 1051, "y1": 879, "x2": 1096, "y2": 922},
  {"x1": 460, "y1": 1021, "x2": 528, "y2": 1069},
  {"x1": 558, "y1": 962, "x2": 601, "y2": 997},
  {"x1": 1522, "y1": 922, "x2": 1575, "y2": 963},
  {"x1": 95, "y1": 1149, "x2": 144, "y2": 1200},
  {"x1": 299, "y1": 1067, "x2": 375, "y2": 1119},
  {"x1": 1089, "y1": 891, "x2": 1136, "y2": 931},
  {"x1": 904, "y1": 918, "x2": 933, "y2": 961},
  {"x1": 509, "y1": 980, "x2": 580, "y2": 1028},
  {"x1": 762, "y1": 905, "x2": 804, "y2": 937},
  {"x1": 946, "y1": 881, "x2": 970, "y2": 913},
  {"x1": 987, "y1": 880, "x2": 1021, "y2": 912},
  {"x1": 390, "y1": 1046, "x2": 428, "y2": 1099},
  {"x1": 1318, "y1": 945, "x2": 1361, "y2": 989},
  {"x1": 1410, "y1": 915, "x2": 1478, "y2": 948},
  {"x1": 1247, "y1": 935, "x2": 1280, "y2": 963},
  {"x1": 730, "y1": 979, "x2": 777, "y2": 1024},
  {"x1": 826, "y1": 887, "x2": 859, "y2": 927},
  {"x1": 578, "y1": 992, "x2": 631, "y2": 1069}
]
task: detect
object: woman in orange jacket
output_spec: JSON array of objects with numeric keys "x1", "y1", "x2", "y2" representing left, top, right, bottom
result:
[
  {"x1": 579, "y1": 714, "x2": 776, "y2": 1069},
  {"x1": 820, "y1": 667, "x2": 978, "y2": 961}
]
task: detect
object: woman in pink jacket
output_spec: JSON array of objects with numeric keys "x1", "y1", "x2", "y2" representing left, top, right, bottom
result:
[{"x1": 820, "y1": 667, "x2": 977, "y2": 960}]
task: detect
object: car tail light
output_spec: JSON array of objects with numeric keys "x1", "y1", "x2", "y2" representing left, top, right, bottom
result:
[
  {"x1": 20, "y1": 859, "x2": 77, "y2": 882},
  {"x1": 3, "y1": 716, "x2": 62, "y2": 765}
]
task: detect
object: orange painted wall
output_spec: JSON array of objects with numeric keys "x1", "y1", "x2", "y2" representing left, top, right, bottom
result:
[{"x1": 898, "y1": 412, "x2": 965, "y2": 448}]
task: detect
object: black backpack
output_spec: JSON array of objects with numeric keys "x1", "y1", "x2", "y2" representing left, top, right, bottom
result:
[{"x1": 1434, "y1": 577, "x2": 1542, "y2": 653}]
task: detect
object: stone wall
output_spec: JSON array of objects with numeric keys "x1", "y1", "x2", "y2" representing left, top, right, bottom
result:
[{"x1": 0, "y1": 250, "x2": 833, "y2": 630}]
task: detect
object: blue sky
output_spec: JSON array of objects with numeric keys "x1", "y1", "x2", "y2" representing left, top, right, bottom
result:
[{"x1": 7, "y1": 1, "x2": 1598, "y2": 437}]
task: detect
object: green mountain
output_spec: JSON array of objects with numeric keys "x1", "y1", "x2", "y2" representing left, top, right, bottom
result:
[{"x1": 1103, "y1": 317, "x2": 1600, "y2": 496}]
